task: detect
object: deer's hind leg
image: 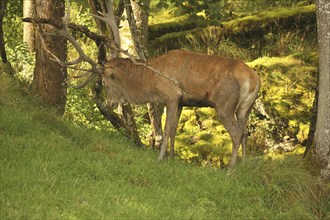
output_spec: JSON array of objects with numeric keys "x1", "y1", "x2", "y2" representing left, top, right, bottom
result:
[
  {"x1": 235, "y1": 88, "x2": 259, "y2": 161},
  {"x1": 236, "y1": 105, "x2": 254, "y2": 161},
  {"x1": 217, "y1": 112, "x2": 243, "y2": 167},
  {"x1": 214, "y1": 97, "x2": 243, "y2": 167},
  {"x1": 169, "y1": 106, "x2": 183, "y2": 158},
  {"x1": 236, "y1": 110, "x2": 249, "y2": 160}
]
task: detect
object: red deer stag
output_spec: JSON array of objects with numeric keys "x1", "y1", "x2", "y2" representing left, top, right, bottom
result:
[
  {"x1": 102, "y1": 50, "x2": 260, "y2": 167},
  {"x1": 30, "y1": 0, "x2": 260, "y2": 167}
]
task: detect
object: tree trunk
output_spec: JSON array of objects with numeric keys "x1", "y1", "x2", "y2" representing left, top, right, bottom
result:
[
  {"x1": 0, "y1": 0, "x2": 8, "y2": 63},
  {"x1": 303, "y1": 87, "x2": 318, "y2": 157},
  {"x1": 147, "y1": 103, "x2": 164, "y2": 149},
  {"x1": 315, "y1": 0, "x2": 330, "y2": 180},
  {"x1": 33, "y1": 0, "x2": 67, "y2": 115},
  {"x1": 131, "y1": 0, "x2": 149, "y2": 55},
  {"x1": 23, "y1": 0, "x2": 35, "y2": 53},
  {"x1": 123, "y1": 0, "x2": 148, "y2": 59}
]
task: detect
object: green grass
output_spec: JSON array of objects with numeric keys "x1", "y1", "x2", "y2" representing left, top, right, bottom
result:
[{"x1": 1, "y1": 74, "x2": 329, "y2": 219}]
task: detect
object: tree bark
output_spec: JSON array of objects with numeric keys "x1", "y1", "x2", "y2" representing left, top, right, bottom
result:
[
  {"x1": 123, "y1": 0, "x2": 148, "y2": 59},
  {"x1": 147, "y1": 103, "x2": 164, "y2": 149},
  {"x1": 315, "y1": 0, "x2": 330, "y2": 180},
  {"x1": 131, "y1": 0, "x2": 149, "y2": 54},
  {"x1": 33, "y1": 0, "x2": 67, "y2": 115},
  {"x1": 303, "y1": 86, "x2": 318, "y2": 157},
  {"x1": 23, "y1": 0, "x2": 35, "y2": 52},
  {"x1": 0, "y1": 0, "x2": 8, "y2": 63}
]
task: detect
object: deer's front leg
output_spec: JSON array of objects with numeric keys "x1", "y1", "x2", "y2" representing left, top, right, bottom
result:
[{"x1": 158, "y1": 101, "x2": 179, "y2": 161}]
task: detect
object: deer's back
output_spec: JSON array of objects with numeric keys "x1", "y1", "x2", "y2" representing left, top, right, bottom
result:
[{"x1": 150, "y1": 50, "x2": 259, "y2": 107}]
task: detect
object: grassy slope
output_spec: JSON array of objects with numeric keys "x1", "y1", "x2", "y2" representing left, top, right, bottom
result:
[{"x1": 1, "y1": 74, "x2": 329, "y2": 219}]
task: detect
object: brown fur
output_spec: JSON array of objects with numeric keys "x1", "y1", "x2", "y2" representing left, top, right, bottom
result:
[{"x1": 103, "y1": 50, "x2": 260, "y2": 167}]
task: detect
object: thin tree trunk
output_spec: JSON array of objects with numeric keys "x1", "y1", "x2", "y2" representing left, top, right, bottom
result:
[
  {"x1": 314, "y1": 0, "x2": 330, "y2": 180},
  {"x1": 147, "y1": 103, "x2": 164, "y2": 149},
  {"x1": 33, "y1": 0, "x2": 67, "y2": 115},
  {"x1": 23, "y1": 0, "x2": 35, "y2": 53},
  {"x1": 303, "y1": 87, "x2": 318, "y2": 157},
  {"x1": 131, "y1": 0, "x2": 149, "y2": 54},
  {"x1": 123, "y1": 0, "x2": 147, "y2": 59},
  {"x1": 0, "y1": 0, "x2": 8, "y2": 63}
]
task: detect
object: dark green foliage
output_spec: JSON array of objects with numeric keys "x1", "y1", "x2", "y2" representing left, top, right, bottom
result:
[
  {"x1": 155, "y1": 0, "x2": 314, "y2": 21},
  {"x1": 157, "y1": 0, "x2": 228, "y2": 19},
  {"x1": 3, "y1": 0, "x2": 34, "y2": 81}
]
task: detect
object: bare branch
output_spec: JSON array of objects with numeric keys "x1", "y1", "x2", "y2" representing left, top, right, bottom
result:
[{"x1": 22, "y1": 17, "x2": 108, "y2": 45}]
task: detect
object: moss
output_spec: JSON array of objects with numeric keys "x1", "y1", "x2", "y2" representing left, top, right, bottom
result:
[
  {"x1": 149, "y1": 6, "x2": 208, "y2": 41},
  {"x1": 248, "y1": 55, "x2": 303, "y2": 68},
  {"x1": 149, "y1": 16, "x2": 207, "y2": 40},
  {"x1": 249, "y1": 53, "x2": 317, "y2": 146},
  {"x1": 223, "y1": 4, "x2": 316, "y2": 31},
  {"x1": 150, "y1": 5, "x2": 316, "y2": 53},
  {"x1": 174, "y1": 107, "x2": 233, "y2": 167}
]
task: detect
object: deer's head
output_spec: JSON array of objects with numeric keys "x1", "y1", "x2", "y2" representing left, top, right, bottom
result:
[{"x1": 102, "y1": 59, "x2": 128, "y2": 108}]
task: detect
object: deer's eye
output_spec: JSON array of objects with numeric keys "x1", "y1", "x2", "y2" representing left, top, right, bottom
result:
[{"x1": 109, "y1": 73, "x2": 115, "y2": 79}]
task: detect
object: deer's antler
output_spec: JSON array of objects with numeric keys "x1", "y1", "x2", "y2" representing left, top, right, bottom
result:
[
  {"x1": 27, "y1": 1, "x2": 103, "y2": 88},
  {"x1": 90, "y1": 0, "x2": 120, "y2": 58}
]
